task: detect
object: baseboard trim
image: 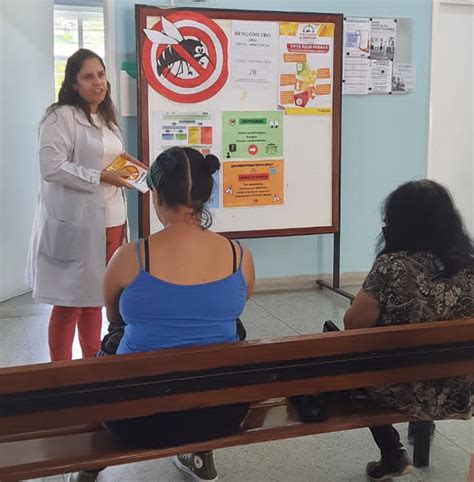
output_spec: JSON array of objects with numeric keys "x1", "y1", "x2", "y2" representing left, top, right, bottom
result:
[{"x1": 255, "y1": 272, "x2": 367, "y2": 293}]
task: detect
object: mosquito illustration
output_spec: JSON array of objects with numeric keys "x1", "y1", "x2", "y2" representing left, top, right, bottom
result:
[{"x1": 144, "y1": 17, "x2": 214, "y2": 78}]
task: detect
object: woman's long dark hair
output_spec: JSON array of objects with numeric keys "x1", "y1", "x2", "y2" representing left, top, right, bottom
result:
[
  {"x1": 45, "y1": 49, "x2": 119, "y2": 129},
  {"x1": 147, "y1": 147, "x2": 220, "y2": 229},
  {"x1": 377, "y1": 179, "x2": 473, "y2": 276}
]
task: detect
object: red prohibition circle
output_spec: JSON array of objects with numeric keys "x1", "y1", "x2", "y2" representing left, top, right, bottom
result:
[
  {"x1": 142, "y1": 11, "x2": 228, "y2": 103},
  {"x1": 154, "y1": 26, "x2": 216, "y2": 89}
]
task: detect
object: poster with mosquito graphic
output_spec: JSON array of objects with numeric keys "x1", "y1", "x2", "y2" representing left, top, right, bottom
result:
[
  {"x1": 137, "y1": 7, "x2": 342, "y2": 238},
  {"x1": 142, "y1": 11, "x2": 228, "y2": 104}
]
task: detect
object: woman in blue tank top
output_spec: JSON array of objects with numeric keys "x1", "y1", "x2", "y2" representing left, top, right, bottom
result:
[{"x1": 100, "y1": 147, "x2": 255, "y2": 482}]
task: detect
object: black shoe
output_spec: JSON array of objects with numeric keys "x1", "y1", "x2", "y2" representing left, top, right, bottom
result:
[
  {"x1": 407, "y1": 421, "x2": 435, "y2": 445},
  {"x1": 174, "y1": 451, "x2": 218, "y2": 481},
  {"x1": 366, "y1": 449, "x2": 413, "y2": 480}
]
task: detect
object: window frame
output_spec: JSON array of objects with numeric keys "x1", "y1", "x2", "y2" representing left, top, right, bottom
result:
[{"x1": 54, "y1": 3, "x2": 112, "y2": 99}]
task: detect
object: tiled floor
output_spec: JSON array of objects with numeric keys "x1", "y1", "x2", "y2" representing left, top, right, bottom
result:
[{"x1": 1, "y1": 289, "x2": 473, "y2": 482}]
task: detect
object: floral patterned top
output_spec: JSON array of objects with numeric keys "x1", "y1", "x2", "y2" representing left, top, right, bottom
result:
[{"x1": 362, "y1": 251, "x2": 473, "y2": 419}]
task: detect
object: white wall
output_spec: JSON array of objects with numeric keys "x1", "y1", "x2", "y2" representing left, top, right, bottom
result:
[
  {"x1": 428, "y1": 1, "x2": 473, "y2": 235},
  {"x1": 0, "y1": 0, "x2": 55, "y2": 301}
]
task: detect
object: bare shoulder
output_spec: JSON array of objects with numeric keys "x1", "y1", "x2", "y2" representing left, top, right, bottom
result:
[{"x1": 106, "y1": 241, "x2": 140, "y2": 286}]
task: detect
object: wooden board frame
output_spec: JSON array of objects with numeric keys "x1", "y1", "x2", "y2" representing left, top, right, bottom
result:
[{"x1": 136, "y1": 5, "x2": 343, "y2": 239}]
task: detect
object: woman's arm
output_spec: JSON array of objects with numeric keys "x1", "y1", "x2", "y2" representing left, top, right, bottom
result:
[
  {"x1": 241, "y1": 245, "x2": 256, "y2": 299},
  {"x1": 39, "y1": 108, "x2": 131, "y2": 191},
  {"x1": 343, "y1": 290, "x2": 380, "y2": 330},
  {"x1": 103, "y1": 243, "x2": 135, "y2": 325}
]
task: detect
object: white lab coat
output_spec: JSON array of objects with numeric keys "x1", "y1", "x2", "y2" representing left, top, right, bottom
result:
[{"x1": 26, "y1": 105, "x2": 124, "y2": 307}]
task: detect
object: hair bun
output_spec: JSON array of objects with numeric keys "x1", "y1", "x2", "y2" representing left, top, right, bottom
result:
[
  {"x1": 159, "y1": 149, "x2": 181, "y2": 176},
  {"x1": 204, "y1": 154, "x2": 220, "y2": 175}
]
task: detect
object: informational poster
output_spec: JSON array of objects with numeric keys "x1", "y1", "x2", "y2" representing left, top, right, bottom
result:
[
  {"x1": 343, "y1": 57, "x2": 370, "y2": 94},
  {"x1": 222, "y1": 111, "x2": 283, "y2": 160},
  {"x1": 392, "y1": 63, "x2": 416, "y2": 93},
  {"x1": 142, "y1": 11, "x2": 228, "y2": 103},
  {"x1": 370, "y1": 18, "x2": 396, "y2": 61},
  {"x1": 278, "y1": 22, "x2": 334, "y2": 115},
  {"x1": 223, "y1": 160, "x2": 284, "y2": 208},
  {"x1": 369, "y1": 60, "x2": 393, "y2": 94},
  {"x1": 153, "y1": 111, "x2": 220, "y2": 207},
  {"x1": 344, "y1": 17, "x2": 371, "y2": 56},
  {"x1": 230, "y1": 21, "x2": 279, "y2": 89},
  {"x1": 155, "y1": 111, "x2": 215, "y2": 155},
  {"x1": 343, "y1": 17, "x2": 370, "y2": 95}
]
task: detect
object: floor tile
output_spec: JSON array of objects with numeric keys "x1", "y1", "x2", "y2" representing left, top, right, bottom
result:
[
  {"x1": 240, "y1": 299, "x2": 299, "y2": 339},
  {"x1": 252, "y1": 289, "x2": 349, "y2": 334}
]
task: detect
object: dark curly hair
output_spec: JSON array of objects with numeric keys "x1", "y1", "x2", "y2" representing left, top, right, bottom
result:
[
  {"x1": 377, "y1": 179, "x2": 473, "y2": 276},
  {"x1": 45, "y1": 49, "x2": 119, "y2": 129},
  {"x1": 147, "y1": 147, "x2": 220, "y2": 229}
]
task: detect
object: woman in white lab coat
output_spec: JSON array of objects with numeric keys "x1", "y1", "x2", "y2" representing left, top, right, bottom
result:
[{"x1": 26, "y1": 49, "x2": 144, "y2": 361}]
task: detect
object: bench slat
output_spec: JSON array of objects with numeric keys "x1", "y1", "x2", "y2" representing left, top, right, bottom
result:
[
  {"x1": 0, "y1": 399, "x2": 414, "y2": 481},
  {"x1": 1, "y1": 319, "x2": 472, "y2": 394}
]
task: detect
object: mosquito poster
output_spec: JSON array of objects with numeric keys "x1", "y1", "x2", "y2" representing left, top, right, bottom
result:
[{"x1": 142, "y1": 11, "x2": 229, "y2": 103}]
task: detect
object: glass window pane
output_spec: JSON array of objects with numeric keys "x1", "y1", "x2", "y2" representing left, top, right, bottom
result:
[
  {"x1": 83, "y1": 30, "x2": 104, "y2": 45},
  {"x1": 83, "y1": 43, "x2": 105, "y2": 58},
  {"x1": 55, "y1": 41, "x2": 79, "y2": 57},
  {"x1": 83, "y1": 16, "x2": 104, "y2": 32},
  {"x1": 55, "y1": 60, "x2": 67, "y2": 100},
  {"x1": 54, "y1": 28, "x2": 78, "y2": 44},
  {"x1": 55, "y1": 60, "x2": 67, "y2": 75},
  {"x1": 54, "y1": 15, "x2": 77, "y2": 32}
]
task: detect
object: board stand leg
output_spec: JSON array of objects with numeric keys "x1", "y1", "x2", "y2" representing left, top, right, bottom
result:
[{"x1": 316, "y1": 232, "x2": 354, "y2": 302}]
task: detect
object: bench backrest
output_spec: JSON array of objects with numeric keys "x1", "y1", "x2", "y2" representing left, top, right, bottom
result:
[{"x1": 0, "y1": 319, "x2": 473, "y2": 436}]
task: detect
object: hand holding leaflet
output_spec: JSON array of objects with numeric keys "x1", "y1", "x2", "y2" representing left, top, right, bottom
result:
[{"x1": 105, "y1": 153, "x2": 149, "y2": 193}]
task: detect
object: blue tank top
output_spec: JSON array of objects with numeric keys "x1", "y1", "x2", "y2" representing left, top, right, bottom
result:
[{"x1": 116, "y1": 239, "x2": 247, "y2": 355}]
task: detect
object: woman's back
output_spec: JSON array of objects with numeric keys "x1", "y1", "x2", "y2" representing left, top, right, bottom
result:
[
  {"x1": 363, "y1": 251, "x2": 472, "y2": 327},
  {"x1": 113, "y1": 227, "x2": 252, "y2": 354}
]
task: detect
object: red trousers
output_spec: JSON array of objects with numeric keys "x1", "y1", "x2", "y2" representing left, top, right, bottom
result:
[{"x1": 48, "y1": 224, "x2": 125, "y2": 361}]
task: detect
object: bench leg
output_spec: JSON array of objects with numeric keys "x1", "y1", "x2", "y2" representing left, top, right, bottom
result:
[{"x1": 413, "y1": 421, "x2": 432, "y2": 468}]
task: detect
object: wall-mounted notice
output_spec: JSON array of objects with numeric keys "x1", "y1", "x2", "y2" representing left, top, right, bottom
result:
[
  {"x1": 222, "y1": 160, "x2": 284, "y2": 208},
  {"x1": 343, "y1": 58, "x2": 370, "y2": 95},
  {"x1": 392, "y1": 63, "x2": 416, "y2": 93},
  {"x1": 230, "y1": 21, "x2": 278, "y2": 89},
  {"x1": 278, "y1": 22, "x2": 334, "y2": 115},
  {"x1": 343, "y1": 17, "x2": 371, "y2": 95},
  {"x1": 222, "y1": 111, "x2": 283, "y2": 160},
  {"x1": 153, "y1": 111, "x2": 220, "y2": 208},
  {"x1": 155, "y1": 111, "x2": 215, "y2": 156},
  {"x1": 370, "y1": 18, "x2": 396, "y2": 61},
  {"x1": 344, "y1": 17, "x2": 371, "y2": 56},
  {"x1": 369, "y1": 60, "x2": 393, "y2": 94}
]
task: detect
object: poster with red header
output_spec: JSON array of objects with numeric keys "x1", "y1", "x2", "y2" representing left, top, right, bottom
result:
[{"x1": 278, "y1": 22, "x2": 334, "y2": 115}]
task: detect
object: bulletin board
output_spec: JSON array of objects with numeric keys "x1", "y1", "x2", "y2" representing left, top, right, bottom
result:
[{"x1": 136, "y1": 6, "x2": 343, "y2": 238}]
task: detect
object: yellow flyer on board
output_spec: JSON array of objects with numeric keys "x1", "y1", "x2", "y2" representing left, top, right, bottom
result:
[{"x1": 105, "y1": 155, "x2": 149, "y2": 193}]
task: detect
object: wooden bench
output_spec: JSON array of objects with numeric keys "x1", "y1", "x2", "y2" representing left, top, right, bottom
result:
[{"x1": 1, "y1": 319, "x2": 473, "y2": 481}]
